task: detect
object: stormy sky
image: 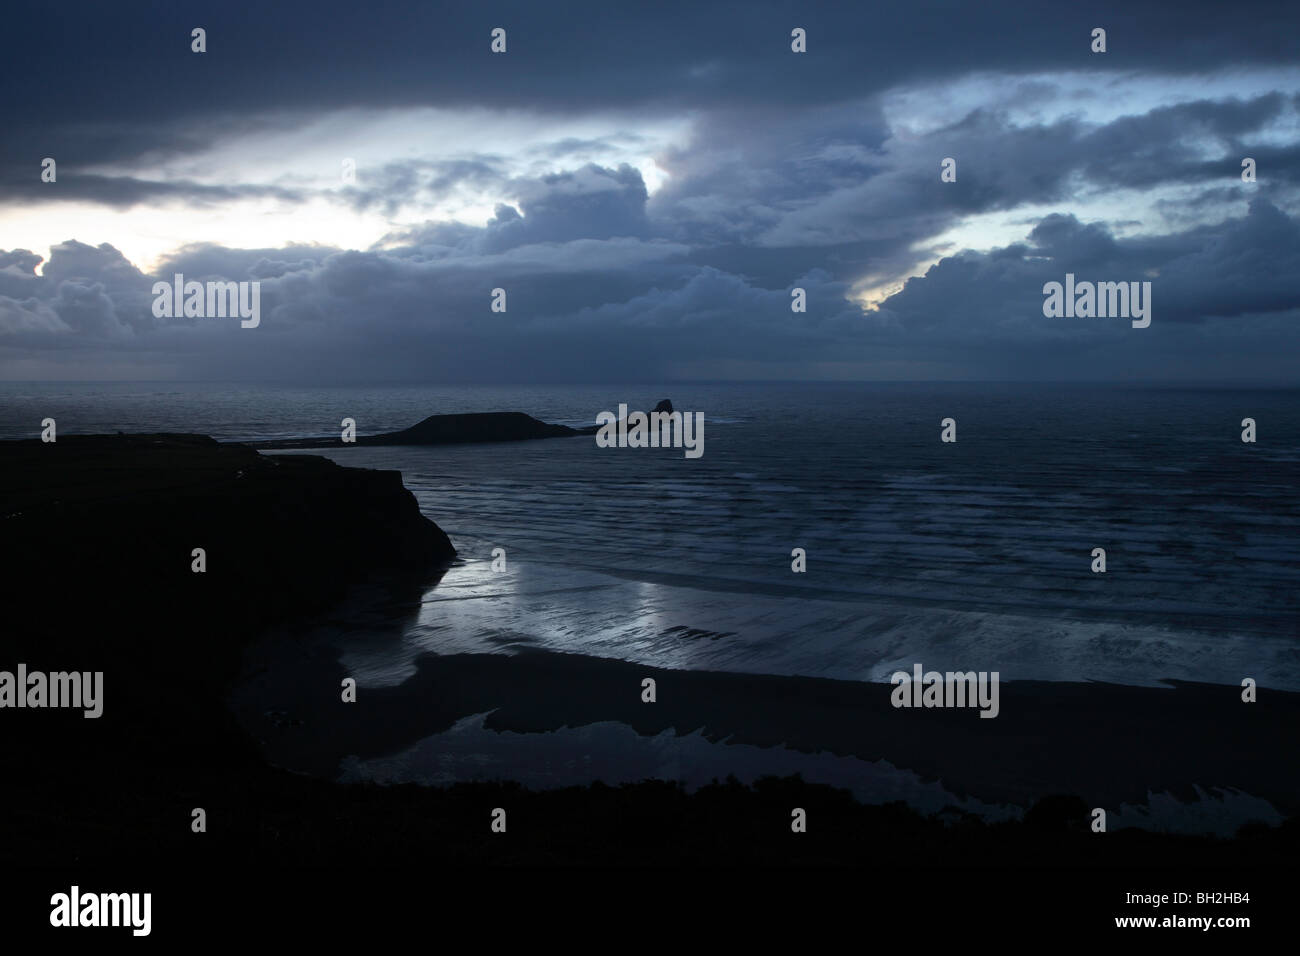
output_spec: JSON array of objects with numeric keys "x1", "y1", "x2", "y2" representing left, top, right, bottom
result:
[{"x1": 1, "y1": 0, "x2": 1297, "y2": 383}]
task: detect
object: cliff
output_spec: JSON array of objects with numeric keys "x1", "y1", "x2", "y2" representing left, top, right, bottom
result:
[{"x1": 2, "y1": 433, "x2": 454, "y2": 699}]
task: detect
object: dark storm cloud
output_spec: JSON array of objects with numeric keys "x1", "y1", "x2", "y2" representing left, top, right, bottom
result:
[
  {"x1": 4, "y1": 0, "x2": 1296, "y2": 122},
  {"x1": 2, "y1": 0, "x2": 1297, "y2": 177},
  {"x1": 638, "y1": 88, "x2": 1297, "y2": 295},
  {"x1": 157, "y1": 243, "x2": 339, "y2": 278},
  {"x1": 1076, "y1": 93, "x2": 1300, "y2": 189},
  {"x1": 482, "y1": 164, "x2": 651, "y2": 249},
  {"x1": 0, "y1": 173, "x2": 305, "y2": 208},
  {"x1": 869, "y1": 199, "x2": 1300, "y2": 374},
  {"x1": 770, "y1": 92, "x2": 1291, "y2": 239},
  {"x1": 0, "y1": 111, "x2": 310, "y2": 205}
]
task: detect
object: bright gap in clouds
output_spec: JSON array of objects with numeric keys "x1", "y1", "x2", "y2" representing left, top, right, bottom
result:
[
  {"x1": 8, "y1": 107, "x2": 692, "y2": 273},
  {"x1": 2, "y1": 197, "x2": 395, "y2": 275}
]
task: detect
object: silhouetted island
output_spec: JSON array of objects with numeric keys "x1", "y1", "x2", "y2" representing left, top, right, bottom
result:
[
  {"x1": 248, "y1": 399, "x2": 679, "y2": 449},
  {"x1": 253, "y1": 411, "x2": 579, "y2": 449}
]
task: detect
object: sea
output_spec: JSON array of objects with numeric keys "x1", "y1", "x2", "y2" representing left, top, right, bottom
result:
[{"x1": 3, "y1": 381, "x2": 1297, "y2": 829}]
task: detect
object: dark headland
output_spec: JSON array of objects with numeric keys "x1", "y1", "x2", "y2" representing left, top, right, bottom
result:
[
  {"x1": 253, "y1": 411, "x2": 578, "y2": 449},
  {"x1": 248, "y1": 399, "x2": 675, "y2": 449},
  {"x1": 1, "y1": 432, "x2": 1297, "y2": 870}
]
